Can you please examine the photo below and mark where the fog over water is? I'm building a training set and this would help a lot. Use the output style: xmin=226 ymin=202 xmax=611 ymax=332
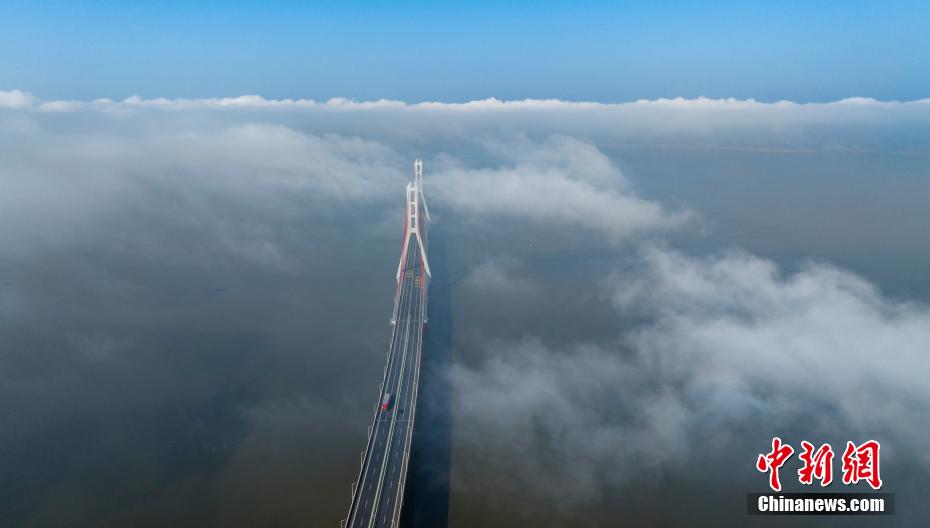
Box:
xmin=1 ymin=92 xmax=929 ymax=527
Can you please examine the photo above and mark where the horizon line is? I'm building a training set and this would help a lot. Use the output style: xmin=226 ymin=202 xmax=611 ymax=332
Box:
xmin=3 ymin=89 xmax=930 ymax=113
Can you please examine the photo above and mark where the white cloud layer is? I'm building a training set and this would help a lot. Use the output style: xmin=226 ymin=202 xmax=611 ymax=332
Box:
xmin=2 ymin=89 xmax=928 ymax=112
xmin=452 ymin=245 xmax=930 ymax=509
xmin=0 ymin=89 xmax=34 ymax=108
xmin=2 ymin=87 xmax=927 ymax=524
xmin=7 ymin=88 xmax=930 ymax=158
xmin=0 ymin=118 xmax=406 ymax=260
xmin=461 ymin=256 xmax=540 ymax=298
xmin=430 ymin=136 xmax=689 ymax=242
xmin=0 ymin=103 xmax=689 ymax=252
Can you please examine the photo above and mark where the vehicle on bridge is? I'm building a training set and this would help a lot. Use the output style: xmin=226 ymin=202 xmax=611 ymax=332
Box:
xmin=344 ymin=159 xmax=430 ymax=528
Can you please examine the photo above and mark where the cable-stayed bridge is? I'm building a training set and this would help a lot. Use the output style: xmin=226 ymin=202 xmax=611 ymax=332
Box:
xmin=343 ymin=160 xmax=430 ymax=528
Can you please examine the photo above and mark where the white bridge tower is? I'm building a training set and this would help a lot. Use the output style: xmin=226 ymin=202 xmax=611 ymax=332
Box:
xmin=396 ymin=159 xmax=431 ymax=282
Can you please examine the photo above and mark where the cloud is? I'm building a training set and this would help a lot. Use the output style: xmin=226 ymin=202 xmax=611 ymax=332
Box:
xmin=2 ymin=87 xmax=928 ymax=525
xmin=0 ymin=117 xmax=404 ymax=262
xmin=461 ymin=256 xmax=539 ymax=297
xmin=7 ymin=88 xmax=930 ymax=158
xmin=1 ymin=89 xmax=925 ymax=113
xmin=0 ymin=105 xmax=686 ymax=253
xmin=31 ymin=93 xmax=407 ymax=112
xmin=613 ymin=245 xmax=930 ymax=436
xmin=0 ymin=89 xmax=34 ymax=108
xmin=430 ymin=136 xmax=690 ymax=242
xmin=451 ymin=245 xmax=930 ymax=515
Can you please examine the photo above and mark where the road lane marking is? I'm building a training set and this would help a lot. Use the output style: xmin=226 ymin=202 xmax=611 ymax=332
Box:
xmin=367 ymin=249 xmax=418 ymax=528
xmin=347 ymin=242 xmax=418 ymax=527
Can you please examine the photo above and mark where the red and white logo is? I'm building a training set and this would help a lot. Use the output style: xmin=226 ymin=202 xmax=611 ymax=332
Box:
xmin=756 ymin=438 xmax=882 ymax=491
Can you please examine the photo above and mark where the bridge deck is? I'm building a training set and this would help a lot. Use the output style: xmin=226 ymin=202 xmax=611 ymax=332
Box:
xmin=346 ymin=235 xmax=426 ymax=528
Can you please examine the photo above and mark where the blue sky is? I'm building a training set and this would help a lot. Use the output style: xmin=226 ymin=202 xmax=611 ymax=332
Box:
xmin=1 ymin=0 xmax=928 ymax=102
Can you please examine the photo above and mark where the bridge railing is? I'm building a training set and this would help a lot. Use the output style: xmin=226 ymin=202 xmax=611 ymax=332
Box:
xmin=342 ymin=290 xmax=406 ymax=527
